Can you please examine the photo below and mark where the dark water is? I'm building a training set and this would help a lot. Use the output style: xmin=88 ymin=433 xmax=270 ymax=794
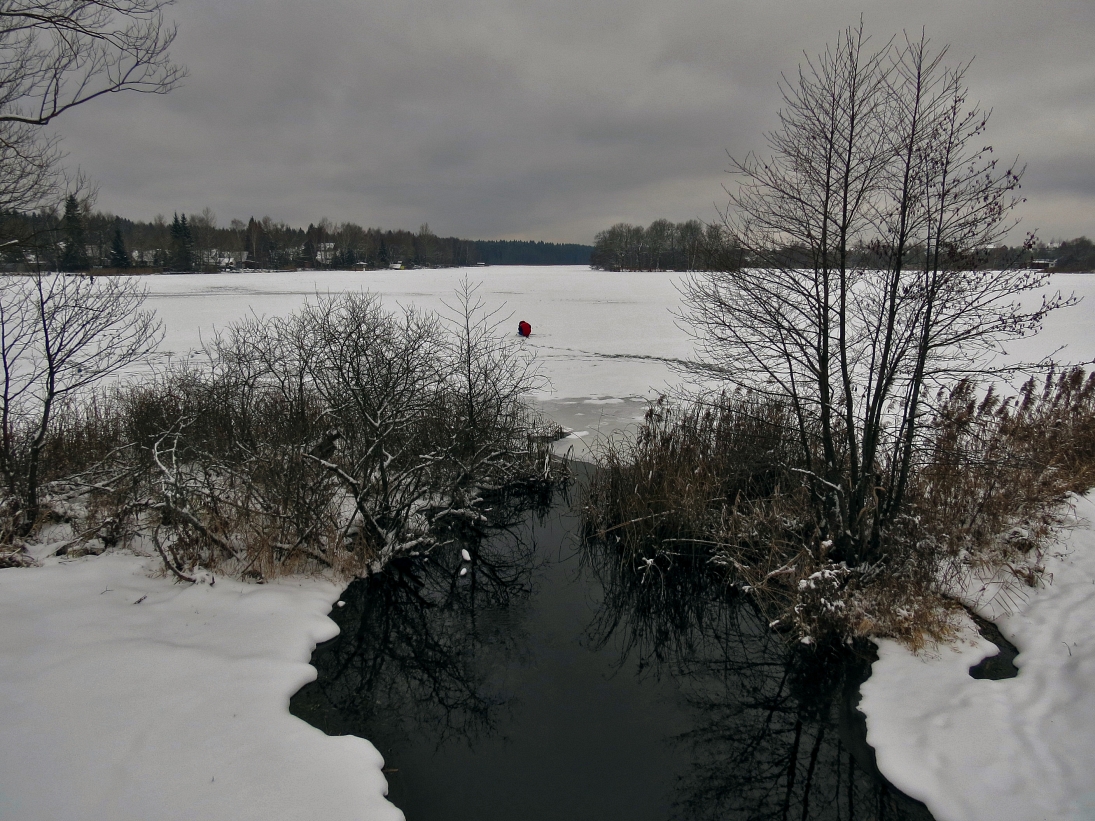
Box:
xmin=291 ymin=473 xmax=935 ymax=821
xmin=968 ymin=613 xmax=1020 ymax=680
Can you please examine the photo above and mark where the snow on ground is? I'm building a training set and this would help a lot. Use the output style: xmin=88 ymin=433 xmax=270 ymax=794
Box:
xmin=2 ymin=267 xmax=1095 ymax=820
xmin=0 ymin=553 xmax=402 ymax=821
xmin=861 ymin=493 xmax=1095 ymax=821
xmin=855 ymin=273 xmax=1095 ymax=821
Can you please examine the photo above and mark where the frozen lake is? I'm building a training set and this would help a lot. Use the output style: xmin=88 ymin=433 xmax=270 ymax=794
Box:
xmin=138 ymin=267 xmax=1095 ymax=459
xmin=140 ymin=266 xmax=695 ymax=458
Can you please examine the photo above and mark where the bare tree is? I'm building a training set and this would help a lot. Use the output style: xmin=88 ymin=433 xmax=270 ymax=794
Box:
xmin=683 ymin=25 xmax=1065 ymax=565
xmin=441 ymin=279 xmax=544 ymax=459
xmin=189 ymin=207 xmax=217 ymax=270
xmin=0 ymin=273 xmax=161 ymax=535
xmin=0 ymin=0 xmax=184 ymax=128
xmin=0 ymin=0 xmax=184 ymax=253
xmin=0 ymin=122 xmax=61 ymax=214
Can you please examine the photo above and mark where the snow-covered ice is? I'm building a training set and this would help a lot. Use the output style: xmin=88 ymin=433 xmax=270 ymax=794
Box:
xmin=2 ymin=267 xmax=1095 ymax=820
xmin=140 ymin=266 xmax=692 ymax=459
xmin=135 ymin=267 xmax=1095 ymax=459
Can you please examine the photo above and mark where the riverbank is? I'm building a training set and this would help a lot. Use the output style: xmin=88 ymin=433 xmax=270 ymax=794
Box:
xmin=0 ymin=552 xmax=399 ymax=821
xmin=861 ymin=491 xmax=1095 ymax=821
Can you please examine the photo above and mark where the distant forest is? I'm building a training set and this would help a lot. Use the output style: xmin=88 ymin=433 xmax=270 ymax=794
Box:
xmin=0 ymin=204 xmax=592 ymax=272
xmin=591 ymin=219 xmax=725 ymax=271
xmin=474 ymin=239 xmax=591 ymax=265
xmin=5 ymin=201 xmax=1092 ymax=273
xmin=592 ymin=218 xmax=1095 ymax=273
xmin=1041 ymin=237 xmax=1095 ymax=272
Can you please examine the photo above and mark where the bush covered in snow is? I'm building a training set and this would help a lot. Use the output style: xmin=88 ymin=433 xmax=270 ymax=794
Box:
xmin=8 ymin=282 xmax=564 ymax=580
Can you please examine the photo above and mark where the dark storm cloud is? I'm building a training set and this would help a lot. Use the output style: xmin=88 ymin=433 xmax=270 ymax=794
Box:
xmin=59 ymin=0 xmax=1095 ymax=242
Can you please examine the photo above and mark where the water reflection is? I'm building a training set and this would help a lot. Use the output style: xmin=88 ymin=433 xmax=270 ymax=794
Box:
xmin=291 ymin=476 xmax=934 ymax=821
xmin=583 ymin=546 xmax=933 ymax=820
xmin=291 ymin=496 xmax=548 ymax=750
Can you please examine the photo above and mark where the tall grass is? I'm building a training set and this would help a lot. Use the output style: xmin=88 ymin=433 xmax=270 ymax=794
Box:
xmin=582 ymin=370 xmax=1095 ymax=648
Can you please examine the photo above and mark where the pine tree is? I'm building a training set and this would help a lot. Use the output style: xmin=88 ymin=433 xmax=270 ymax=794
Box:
xmin=169 ymin=212 xmax=193 ymax=271
xmin=109 ymin=220 xmax=131 ymax=269
xmin=59 ymin=195 xmax=90 ymax=271
xmin=303 ymin=223 xmax=318 ymax=267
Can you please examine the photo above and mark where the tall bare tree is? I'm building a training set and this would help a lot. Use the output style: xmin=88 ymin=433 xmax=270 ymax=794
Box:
xmin=0 ymin=274 xmax=160 ymax=535
xmin=684 ymin=25 xmax=1064 ymax=565
xmin=0 ymin=0 xmax=183 ymax=128
xmin=0 ymin=0 xmax=184 ymax=248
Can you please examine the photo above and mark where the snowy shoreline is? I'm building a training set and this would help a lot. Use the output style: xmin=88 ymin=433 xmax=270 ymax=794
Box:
xmin=3 ymin=267 xmax=1094 ymax=819
xmin=5 ymin=497 xmax=1095 ymax=820
xmin=0 ymin=554 xmax=401 ymax=821
xmin=861 ymin=492 xmax=1095 ymax=821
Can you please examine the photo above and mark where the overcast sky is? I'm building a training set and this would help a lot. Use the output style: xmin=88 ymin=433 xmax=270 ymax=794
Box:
xmin=58 ymin=0 xmax=1094 ymax=244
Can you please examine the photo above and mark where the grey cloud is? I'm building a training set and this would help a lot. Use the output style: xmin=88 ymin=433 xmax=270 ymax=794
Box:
xmin=57 ymin=0 xmax=1095 ymax=242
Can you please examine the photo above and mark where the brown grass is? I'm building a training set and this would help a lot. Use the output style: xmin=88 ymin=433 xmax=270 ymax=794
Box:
xmin=582 ymin=371 xmax=1095 ymax=649
xmin=24 ymin=291 xmax=566 ymax=581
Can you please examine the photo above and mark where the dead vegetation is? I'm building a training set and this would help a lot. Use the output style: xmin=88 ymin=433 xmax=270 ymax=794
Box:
xmin=582 ymin=370 xmax=1095 ymax=648
xmin=3 ymin=279 xmax=564 ymax=580
xmin=584 ymin=24 xmax=1093 ymax=651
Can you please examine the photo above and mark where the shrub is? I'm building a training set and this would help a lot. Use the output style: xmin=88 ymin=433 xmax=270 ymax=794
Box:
xmin=582 ymin=372 xmax=1095 ymax=648
xmin=0 ymin=273 xmax=160 ymax=543
xmin=30 ymin=286 xmax=564 ymax=581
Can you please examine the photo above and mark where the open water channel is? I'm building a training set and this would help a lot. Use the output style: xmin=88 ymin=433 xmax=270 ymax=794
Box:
xmin=290 ymin=466 xmax=936 ymax=821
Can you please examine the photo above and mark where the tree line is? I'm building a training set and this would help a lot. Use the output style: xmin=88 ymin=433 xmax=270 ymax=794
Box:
xmin=1035 ymin=236 xmax=1095 ymax=272
xmin=474 ymin=239 xmax=591 ymax=266
xmin=591 ymin=219 xmax=730 ymax=271
xmin=592 ymin=219 xmax=1095 ymax=273
xmin=0 ymin=207 xmax=593 ymax=273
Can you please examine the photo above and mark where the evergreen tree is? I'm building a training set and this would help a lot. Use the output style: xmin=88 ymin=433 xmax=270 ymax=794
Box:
xmin=302 ymin=223 xmax=319 ymax=267
xmin=59 ymin=194 xmax=90 ymax=271
xmin=169 ymin=212 xmax=193 ymax=271
xmin=330 ymin=245 xmax=356 ymax=268
xmin=109 ymin=220 xmax=131 ymax=268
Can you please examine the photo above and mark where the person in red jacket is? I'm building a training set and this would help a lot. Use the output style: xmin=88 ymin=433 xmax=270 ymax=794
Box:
xmin=518 ymin=320 xmax=531 ymax=337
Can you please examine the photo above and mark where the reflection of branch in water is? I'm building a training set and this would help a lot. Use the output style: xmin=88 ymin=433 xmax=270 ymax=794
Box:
xmin=581 ymin=536 xmax=935 ymax=821
xmin=291 ymin=506 xmax=547 ymax=752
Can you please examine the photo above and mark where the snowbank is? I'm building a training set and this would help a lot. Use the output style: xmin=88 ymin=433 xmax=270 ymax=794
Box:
xmin=0 ymin=554 xmax=402 ymax=821
xmin=861 ymin=493 xmax=1095 ymax=821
